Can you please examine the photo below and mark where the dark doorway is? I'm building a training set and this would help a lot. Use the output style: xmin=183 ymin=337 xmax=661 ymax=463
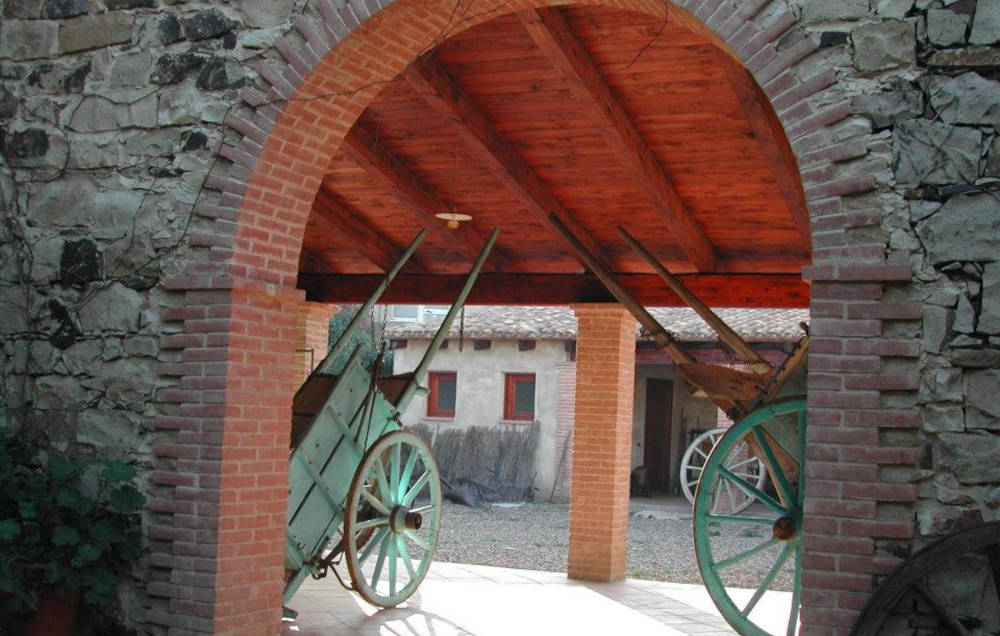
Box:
xmin=643 ymin=378 xmax=673 ymax=493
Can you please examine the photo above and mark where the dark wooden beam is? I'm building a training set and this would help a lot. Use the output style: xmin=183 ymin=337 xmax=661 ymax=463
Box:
xmin=718 ymin=52 xmax=812 ymax=244
xmin=403 ymin=54 xmax=614 ymax=272
xmin=298 ymin=273 xmax=810 ymax=307
xmin=312 ymin=188 xmax=425 ymax=273
xmin=341 ymin=125 xmax=509 ymax=269
xmin=520 ymin=8 xmax=719 ymax=272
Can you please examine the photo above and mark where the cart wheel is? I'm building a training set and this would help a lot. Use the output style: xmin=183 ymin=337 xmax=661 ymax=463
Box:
xmin=851 ymin=520 xmax=1000 ymax=636
xmin=681 ymin=427 xmax=766 ymax=511
xmin=344 ymin=429 xmax=442 ymax=607
xmin=693 ymin=398 xmax=807 ymax=636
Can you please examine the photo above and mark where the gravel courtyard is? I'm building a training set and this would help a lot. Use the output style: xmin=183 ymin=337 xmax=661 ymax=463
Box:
xmin=434 ymin=500 xmax=793 ymax=591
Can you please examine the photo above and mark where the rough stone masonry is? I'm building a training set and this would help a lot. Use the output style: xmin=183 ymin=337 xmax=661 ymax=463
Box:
xmin=0 ymin=0 xmax=999 ymax=632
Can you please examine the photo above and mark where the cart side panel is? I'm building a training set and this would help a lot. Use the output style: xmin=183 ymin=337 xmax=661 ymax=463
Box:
xmin=284 ymin=356 xmax=402 ymax=580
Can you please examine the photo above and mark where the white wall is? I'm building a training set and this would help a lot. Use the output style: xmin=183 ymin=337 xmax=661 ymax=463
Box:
xmin=392 ymin=338 xmax=570 ymax=500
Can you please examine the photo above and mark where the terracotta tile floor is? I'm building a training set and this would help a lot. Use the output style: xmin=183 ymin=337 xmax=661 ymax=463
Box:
xmin=281 ymin=562 xmax=751 ymax=636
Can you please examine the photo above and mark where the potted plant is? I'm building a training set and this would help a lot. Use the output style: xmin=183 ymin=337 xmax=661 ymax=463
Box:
xmin=0 ymin=428 xmax=145 ymax=635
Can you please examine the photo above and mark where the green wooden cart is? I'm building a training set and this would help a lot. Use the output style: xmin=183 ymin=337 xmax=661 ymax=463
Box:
xmin=552 ymin=217 xmax=810 ymax=636
xmin=283 ymin=228 xmax=498 ymax=608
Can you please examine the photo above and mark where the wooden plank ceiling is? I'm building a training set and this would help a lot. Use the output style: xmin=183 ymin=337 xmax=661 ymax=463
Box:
xmin=297 ymin=6 xmax=811 ymax=307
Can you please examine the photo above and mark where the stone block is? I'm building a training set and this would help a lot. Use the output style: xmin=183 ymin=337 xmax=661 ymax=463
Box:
xmin=233 ymin=0 xmax=295 ymax=28
xmin=922 ymin=404 xmax=965 ymax=433
xmin=61 ymin=339 xmax=102 ymax=375
xmin=967 ymin=370 xmax=1000 ymax=418
xmin=954 ymin=293 xmax=976 ymax=334
xmin=61 ymin=239 xmax=103 ymax=285
xmin=917 ymin=194 xmax=1000 ymax=264
xmin=950 ymin=349 xmax=1000 ymax=367
xmin=4 ymin=0 xmax=42 ymax=19
xmin=803 ymin=0 xmax=870 ymax=23
xmin=110 ymin=51 xmax=152 ymax=89
xmin=151 ymin=52 xmax=205 ymax=85
xmin=967 ymin=408 xmax=1000 ymax=430
xmin=181 ymin=9 xmax=237 ymax=41
xmin=928 ymin=45 xmax=1000 ymax=67
xmin=927 ymin=9 xmax=970 ymax=46
xmin=59 ymin=13 xmax=133 ymax=54
xmin=34 ymin=374 xmax=87 ymax=410
xmin=78 ymin=282 xmax=143 ymax=333
xmin=986 ymin=138 xmax=1000 ymax=178
xmin=195 ymin=58 xmax=246 ymax=90
xmin=69 ymin=93 xmax=158 ymax=132
xmin=876 ymin=0 xmax=915 ymax=18
xmin=26 ymin=174 xmax=97 ymax=227
xmin=926 ymin=72 xmax=1000 ymax=127
xmin=980 ymin=263 xmax=1000 ymax=334
xmin=0 ymin=20 xmax=58 ymax=60
xmin=893 ymin=119 xmax=981 ymax=187
xmin=970 ymin=0 xmax=1000 ymax=44
xmin=852 ymin=88 xmax=923 ymax=128
xmin=1 ymin=127 xmax=50 ymax=166
xmin=931 ymin=473 xmax=975 ymax=504
xmin=157 ymin=85 xmax=228 ymax=125
xmin=43 ymin=0 xmax=87 ymax=19
xmin=853 ymin=20 xmax=916 ymax=72
xmin=106 ymin=0 xmax=155 ymax=8
xmin=936 ymin=432 xmax=1000 ymax=484
xmin=923 ymin=305 xmax=952 ymax=354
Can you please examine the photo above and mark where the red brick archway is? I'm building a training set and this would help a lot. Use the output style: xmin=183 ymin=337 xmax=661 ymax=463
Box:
xmin=153 ymin=0 xmax=900 ymax=633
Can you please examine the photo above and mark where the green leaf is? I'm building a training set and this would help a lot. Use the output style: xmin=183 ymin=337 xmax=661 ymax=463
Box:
xmin=52 ymin=525 xmax=81 ymax=546
xmin=89 ymin=520 xmax=123 ymax=544
xmin=109 ymin=486 xmax=145 ymax=514
xmin=49 ymin=456 xmax=78 ymax=481
xmin=71 ymin=543 xmax=101 ymax=567
xmin=18 ymin=500 xmax=37 ymax=519
xmin=101 ymin=461 xmax=135 ymax=484
xmin=0 ymin=519 xmax=20 ymax=541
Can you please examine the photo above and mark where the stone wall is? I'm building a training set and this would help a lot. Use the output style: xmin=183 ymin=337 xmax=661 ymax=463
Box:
xmin=0 ymin=0 xmax=305 ymax=629
xmin=1 ymin=0 xmax=999 ymax=632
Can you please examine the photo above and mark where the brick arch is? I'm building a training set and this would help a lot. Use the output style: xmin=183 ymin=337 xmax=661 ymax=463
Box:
xmin=154 ymin=0 xmax=886 ymax=633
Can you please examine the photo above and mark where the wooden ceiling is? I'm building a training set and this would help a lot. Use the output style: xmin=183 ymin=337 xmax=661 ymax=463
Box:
xmin=297 ymin=6 xmax=811 ymax=307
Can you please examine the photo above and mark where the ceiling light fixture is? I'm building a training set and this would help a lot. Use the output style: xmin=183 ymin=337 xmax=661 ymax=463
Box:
xmin=435 ymin=211 xmax=473 ymax=229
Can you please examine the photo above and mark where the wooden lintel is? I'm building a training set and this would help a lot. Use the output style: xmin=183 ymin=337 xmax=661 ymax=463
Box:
xmin=298 ymin=273 xmax=810 ymax=307
xmin=521 ymin=8 xmax=719 ymax=272
xmin=341 ymin=125 xmax=508 ymax=268
xmin=403 ymin=54 xmax=615 ymax=273
xmin=718 ymin=53 xmax=812 ymax=244
xmin=312 ymin=189 xmax=424 ymax=273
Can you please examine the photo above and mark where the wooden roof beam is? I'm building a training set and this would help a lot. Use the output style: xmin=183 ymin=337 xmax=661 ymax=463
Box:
xmin=342 ymin=125 xmax=509 ymax=269
xmin=718 ymin=53 xmax=812 ymax=244
xmin=520 ymin=7 xmax=719 ymax=273
xmin=298 ymin=272 xmax=811 ymax=307
xmin=313 ymin=188 xmax=426 ymax=273
xmin=403 ymin=54 xmax=614 ymax=273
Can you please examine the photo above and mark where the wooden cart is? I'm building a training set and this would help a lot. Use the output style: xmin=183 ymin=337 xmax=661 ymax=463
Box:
xmin=283 ymin=229 xmax=498 ymax=608
xmin=551 ymin=217 xmax=809 ymax=636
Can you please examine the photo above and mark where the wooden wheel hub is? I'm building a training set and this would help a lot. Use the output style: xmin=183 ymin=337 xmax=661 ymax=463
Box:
xmin=390 ymin=505 xmax=422 ymax=533
xmin=772 ymin=516 xmax=796 ymax=541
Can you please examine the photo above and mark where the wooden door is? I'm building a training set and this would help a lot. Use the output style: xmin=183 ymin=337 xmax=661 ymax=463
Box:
xmin=643 ymin=379 xmax=673 ymax=493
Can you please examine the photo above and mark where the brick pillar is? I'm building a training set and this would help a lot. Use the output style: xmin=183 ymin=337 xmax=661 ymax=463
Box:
xmin=294 ymin=302 xmax=338 ymax=385
xmin=567 ymin=304 xmax=636 ymax=582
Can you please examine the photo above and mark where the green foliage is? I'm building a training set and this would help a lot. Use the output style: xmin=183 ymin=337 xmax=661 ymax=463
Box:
xmin=326 ymin=309 xmax=392 ymax=374
xmin=0 ymin=429 xmax=145 ymax=618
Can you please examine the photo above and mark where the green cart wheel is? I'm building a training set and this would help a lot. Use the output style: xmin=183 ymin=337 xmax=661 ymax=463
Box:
xmin=344 ymin=429 xmax=442 ymax=607
xmin=693 ymin=398 xmax=807 ymax=636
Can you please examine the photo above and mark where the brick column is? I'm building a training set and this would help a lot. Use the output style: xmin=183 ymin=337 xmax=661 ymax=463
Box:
xmin=567 ymin=304 xmax=636 ymax=582
xmin=294 ymin=302 xmax=338 ymax=385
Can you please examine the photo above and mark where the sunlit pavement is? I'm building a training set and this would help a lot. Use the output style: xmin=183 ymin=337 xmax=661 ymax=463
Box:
xmin=282 ymin=561 xmax=794 ymax=635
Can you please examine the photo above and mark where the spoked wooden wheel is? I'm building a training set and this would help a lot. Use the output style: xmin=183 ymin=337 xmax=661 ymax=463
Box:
xmin=693 ymin=398 xmax=807 ymax=636
xmin=344 ymin=430 xmax=442 ymax=607
xmin=681 ymin=427 xmax=766 ymax=512
xmin=851 ymin=521 xmax=1000 ymax=636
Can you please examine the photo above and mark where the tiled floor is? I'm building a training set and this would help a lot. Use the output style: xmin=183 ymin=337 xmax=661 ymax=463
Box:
xmin=282 ymin=562 xmax=743 ymax=635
